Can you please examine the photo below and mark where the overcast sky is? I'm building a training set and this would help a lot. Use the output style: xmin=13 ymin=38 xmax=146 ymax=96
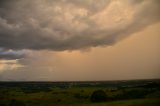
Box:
xmin=0 ymin=0 xmax=160 ymax=81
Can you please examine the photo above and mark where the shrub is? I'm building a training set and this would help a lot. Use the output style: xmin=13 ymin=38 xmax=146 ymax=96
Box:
xmin=90 ymin=90 xmax=107 ymax=102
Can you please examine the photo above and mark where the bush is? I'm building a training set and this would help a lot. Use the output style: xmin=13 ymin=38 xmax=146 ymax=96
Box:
xmin=90 ymin=90 xmax=107 ymax=102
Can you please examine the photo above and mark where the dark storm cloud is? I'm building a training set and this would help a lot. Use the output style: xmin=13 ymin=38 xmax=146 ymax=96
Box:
xmin=0 ymin=0 xmax=160 ymax=51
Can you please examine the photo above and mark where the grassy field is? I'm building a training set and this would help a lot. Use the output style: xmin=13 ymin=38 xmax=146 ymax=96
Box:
xmin=71 ymin=99 xmax=160 ymax=106
xmin=0 ymin=80 xmax=160 ymax=106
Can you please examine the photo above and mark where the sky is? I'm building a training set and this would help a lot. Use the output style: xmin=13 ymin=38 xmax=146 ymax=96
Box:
xmin=0 ymin=0 xmax=160 ymax=81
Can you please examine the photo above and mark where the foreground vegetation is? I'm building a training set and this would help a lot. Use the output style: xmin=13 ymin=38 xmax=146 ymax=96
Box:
xmin=72 ymin=98 xmax=160 ymax=106
xmin=0 ymin=79 xmax=160 ymax=106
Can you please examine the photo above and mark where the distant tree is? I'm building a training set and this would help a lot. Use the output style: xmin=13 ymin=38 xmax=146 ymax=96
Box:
xmin=90 ymin=90 xmax=107 ymax=102
xmin=57 ymin=99 xmax=62 ymax=102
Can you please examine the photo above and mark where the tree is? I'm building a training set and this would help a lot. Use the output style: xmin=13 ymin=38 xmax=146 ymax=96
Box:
xmin=90 ymin=90 xmax=107 ymax=102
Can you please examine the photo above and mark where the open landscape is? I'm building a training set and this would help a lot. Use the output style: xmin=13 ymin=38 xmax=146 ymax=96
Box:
xmin=0 ymin=79 xmax=160 ymax=106
xmin=0 ymin=0 xmax=160 ymax=106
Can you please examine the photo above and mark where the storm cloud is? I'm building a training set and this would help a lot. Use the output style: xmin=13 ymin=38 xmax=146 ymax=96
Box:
xmin=0 ymin=0 xmax=160 ymax=51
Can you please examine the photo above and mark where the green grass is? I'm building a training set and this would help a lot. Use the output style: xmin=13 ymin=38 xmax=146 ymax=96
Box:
xmin=70 ymin=98 xmax=160 ymax=106
xmin=0 ymin=87 xmax=160 ymax=106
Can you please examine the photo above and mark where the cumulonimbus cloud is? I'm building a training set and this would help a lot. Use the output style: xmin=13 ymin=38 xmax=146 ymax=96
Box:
xmin=0 ymin=0 xmax=160 ymax=51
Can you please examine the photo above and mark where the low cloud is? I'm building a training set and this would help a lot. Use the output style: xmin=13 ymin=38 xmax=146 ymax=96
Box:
xmin=0 ymin=48 xmax=27 ymax=73
xmin=0 ymin=48 xmax=26 ymax=60
xmin=0 ymin=59 xmax=24 ymax=74
xmin=0 ymin=0 xmax=160 ymax=51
